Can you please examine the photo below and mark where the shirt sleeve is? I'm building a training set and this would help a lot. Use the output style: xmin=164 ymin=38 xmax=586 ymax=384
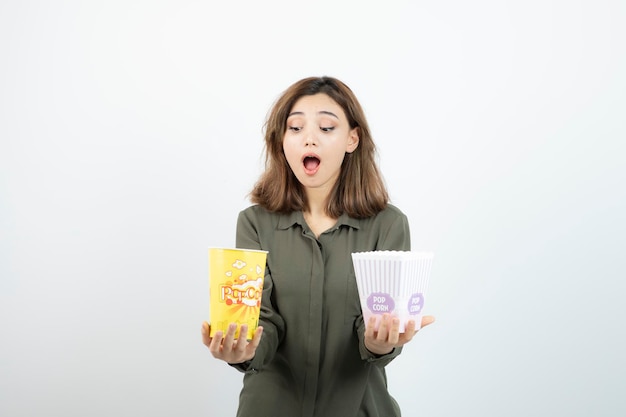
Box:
xmin=355 ymin=208 xmax=411 ymax=367
xmin=230 ymin=208 xmax=285 ymax=374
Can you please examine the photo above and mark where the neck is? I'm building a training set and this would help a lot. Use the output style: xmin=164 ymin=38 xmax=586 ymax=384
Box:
xmin=304 ymin=187 xmax=330 ymax=217
xmin=303 ymin=192 xmax=337 ymax=238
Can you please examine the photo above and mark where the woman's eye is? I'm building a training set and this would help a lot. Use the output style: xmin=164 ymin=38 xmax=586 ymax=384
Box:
xmin=320 ymin=127 xmax=335 ymax=132
xmin=288 ymin=126 xmax=302 ymax=132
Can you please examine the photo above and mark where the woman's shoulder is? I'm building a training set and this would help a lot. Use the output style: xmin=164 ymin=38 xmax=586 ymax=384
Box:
xmin=381 ymin=203 xmax=406 ymax=217
xmin=353 ymin=203 xmax=409 ymax=231
xmin=355 ymin=203 xmax=410 ymax=250
xmin=374 ymin=203 xmax=408 ymax=223
xmin=239 ymin=204 xmax=270 ymax=220
xmin=238 ymin=204 xmax=293 ymax=224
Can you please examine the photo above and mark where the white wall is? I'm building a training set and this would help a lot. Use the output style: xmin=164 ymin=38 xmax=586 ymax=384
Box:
xmin=1 ymin=1 xmax=624 ymax=416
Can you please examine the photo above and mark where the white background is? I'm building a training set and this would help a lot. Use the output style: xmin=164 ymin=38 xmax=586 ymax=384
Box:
xmin=1 ymin=1 xmax=625 ymax=416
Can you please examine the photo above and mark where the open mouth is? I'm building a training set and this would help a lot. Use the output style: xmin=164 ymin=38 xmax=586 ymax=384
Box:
xmin=303 ymin=155 xmax=321 ymax=172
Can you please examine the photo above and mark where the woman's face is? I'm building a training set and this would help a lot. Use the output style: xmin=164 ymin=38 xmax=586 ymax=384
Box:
xmin=282 ymin=93 xmax=359 ymax=199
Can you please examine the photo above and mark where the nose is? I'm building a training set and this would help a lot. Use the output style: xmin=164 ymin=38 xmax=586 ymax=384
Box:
xmin=305 ymin=129 xmax=317 ymax=146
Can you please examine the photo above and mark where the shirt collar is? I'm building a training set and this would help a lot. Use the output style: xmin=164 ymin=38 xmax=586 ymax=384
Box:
xmin=335 ymin=212 xmax=361 ymax=230
xmin=276 ymin=211 xmax=361 ymax=231
xmin=277 ymin=211 xmax=303 ymax=230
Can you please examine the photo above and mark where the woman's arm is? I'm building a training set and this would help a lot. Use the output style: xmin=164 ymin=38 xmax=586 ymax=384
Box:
xmin=231 ymin=208 xmax=285 ymax=373
xmin=357 ymin=208 xmax=434 ymax=365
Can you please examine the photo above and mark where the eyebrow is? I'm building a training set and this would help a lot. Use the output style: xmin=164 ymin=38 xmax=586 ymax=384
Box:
xmin=287 ymin=110 xmax=339 ymax=119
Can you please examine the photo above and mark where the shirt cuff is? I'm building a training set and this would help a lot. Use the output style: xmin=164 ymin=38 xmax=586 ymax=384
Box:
xmin=359 ymin=342 xmax=403 ymax=367
xmin=228 ymin=360 xmax=259 ymax=374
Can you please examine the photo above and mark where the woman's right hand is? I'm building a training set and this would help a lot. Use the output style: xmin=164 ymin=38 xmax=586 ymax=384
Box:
xmin=201 ymin=321 xmax=263 ymax=364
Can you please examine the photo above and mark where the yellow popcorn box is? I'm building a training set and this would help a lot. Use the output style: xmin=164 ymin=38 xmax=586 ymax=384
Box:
xmin=208 ymin=247 xmax=268 ymax=340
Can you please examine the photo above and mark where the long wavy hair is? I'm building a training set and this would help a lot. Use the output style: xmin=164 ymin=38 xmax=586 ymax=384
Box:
xmin=250 ymin=76 xmax=388 ymax=219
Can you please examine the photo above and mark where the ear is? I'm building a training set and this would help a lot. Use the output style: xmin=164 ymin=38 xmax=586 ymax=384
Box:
xmin=346 ymin=127 xmax=360 ymax=153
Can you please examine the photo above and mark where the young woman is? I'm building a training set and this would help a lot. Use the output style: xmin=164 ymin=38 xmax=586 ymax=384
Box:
xmin=201 ymin=76 xmax=434 ymax=417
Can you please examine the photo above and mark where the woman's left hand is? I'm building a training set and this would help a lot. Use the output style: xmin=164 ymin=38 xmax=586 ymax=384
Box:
xmin=364 ymin=314 xmax=435 ymax=356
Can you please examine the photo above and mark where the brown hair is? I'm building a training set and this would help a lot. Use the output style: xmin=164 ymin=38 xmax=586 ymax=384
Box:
xmin=250 ymin=76 xmax=388 ymax=219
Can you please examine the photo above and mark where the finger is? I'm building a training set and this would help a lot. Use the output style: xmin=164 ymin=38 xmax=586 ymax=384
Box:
xmin=376 ymin=314 xmax=390 ymax=341
xmin=222 ymin=323 xmax=237 ymax=351
xmin=387 ymin=317 xmax=401 ymax=345
xmin=247 ymin=326 xmax=264 ymax=354
xmin=201 ymin=322 xmax=212 ymax=347
xmin=234 ymin=325 xmax=249 ymax=352
xmin=405 ymin=319 xmax=417 ymax=335
xmin=401 ymin=320 xmax=417 ymax=343
xmin=365 ymin=316 xmax=377 ymax=339
xmin=209 ymin=329 xmax=224 ymax=356
xmin=420 ymin=315 xmax=436 ymax=328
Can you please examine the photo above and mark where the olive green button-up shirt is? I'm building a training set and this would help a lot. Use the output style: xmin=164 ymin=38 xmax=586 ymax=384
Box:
xmin=233 ymin=204 xmax=411 ymax=417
